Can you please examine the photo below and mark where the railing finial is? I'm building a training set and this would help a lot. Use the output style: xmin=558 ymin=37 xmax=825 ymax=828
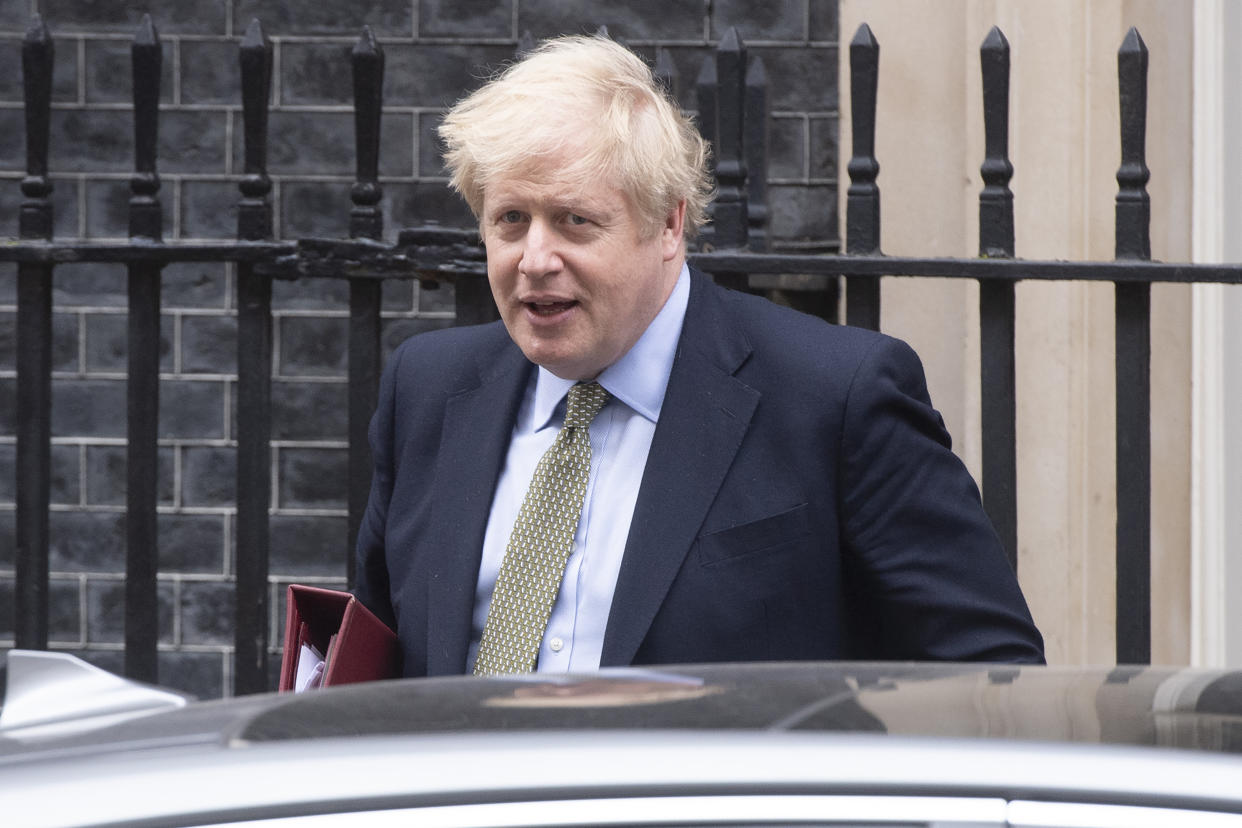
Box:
xmin=1115 ymin=26 xmax=1150 ymax=260
xmin=845 ymin=22 xmax=881 ymax=329
xmin=351 ymin=25 xmax=385 ymax=240
xmin=239 ymin=18 xmax=273 ymax=240
xmin=517 ymin=29 xmax=536 ymax=58
xmin=979 ymin=25 xmax=1014 ymax=258
xmin=712 ymin=26 xmax=749 ymax=250
xmin=21 ymin=15 xmax=54 ymax=239
xmin=130 ymin=13 xmax=162 ymax=241
xmin=745 ymin=56 xmax=769 ymax=252
xmin=654 ymin=46 xmax=678 ymax=99
xmin=846 ymin=22 xmax=880 ymax=256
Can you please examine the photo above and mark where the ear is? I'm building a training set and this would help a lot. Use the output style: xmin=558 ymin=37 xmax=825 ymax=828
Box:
xmin=660 ymin=200 xmax=686 ymax=261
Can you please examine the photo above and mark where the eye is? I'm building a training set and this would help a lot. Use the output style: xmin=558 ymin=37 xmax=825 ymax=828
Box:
xmin=566 ymin=213 xmax=589 ymax=226
xmin=500 ymin=210 xmax=523 ymax=224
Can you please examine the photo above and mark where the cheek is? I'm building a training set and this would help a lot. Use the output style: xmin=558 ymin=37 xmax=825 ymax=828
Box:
xmin=486 ymin=248 xmax=519 ymax=286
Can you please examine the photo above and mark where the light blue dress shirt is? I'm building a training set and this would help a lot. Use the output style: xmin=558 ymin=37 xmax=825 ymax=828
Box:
xmin=468 ymin=264 xmax=691 ymax=673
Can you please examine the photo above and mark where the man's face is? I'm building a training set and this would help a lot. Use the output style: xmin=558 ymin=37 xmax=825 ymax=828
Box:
xmin=480 ymin=158 xmax=684 ymax=381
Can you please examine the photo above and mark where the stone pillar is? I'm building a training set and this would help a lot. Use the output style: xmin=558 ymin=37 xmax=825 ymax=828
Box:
xmin=839 ymin=0 xmax=1193 ymax=665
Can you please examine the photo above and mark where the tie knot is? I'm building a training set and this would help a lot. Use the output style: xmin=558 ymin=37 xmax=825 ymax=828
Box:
xmin=564 ymin=382 xmax=609 ymax=429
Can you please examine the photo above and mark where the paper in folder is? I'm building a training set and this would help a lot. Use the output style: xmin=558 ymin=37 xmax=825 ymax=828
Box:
xmin=278 ymin=585 xmax=400 ymax=692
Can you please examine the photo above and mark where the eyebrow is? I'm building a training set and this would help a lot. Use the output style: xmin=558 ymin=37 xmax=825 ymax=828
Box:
xmin=487 ymin=195 xmax=619 ymax=221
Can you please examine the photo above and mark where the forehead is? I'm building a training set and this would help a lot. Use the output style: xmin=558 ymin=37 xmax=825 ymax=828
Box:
xmin=483 ymin=160 xmax=628 ymax=212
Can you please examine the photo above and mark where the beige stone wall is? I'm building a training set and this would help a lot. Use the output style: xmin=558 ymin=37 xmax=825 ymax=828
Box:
xmin=838 ymin=0 xmax=1193 ymax=665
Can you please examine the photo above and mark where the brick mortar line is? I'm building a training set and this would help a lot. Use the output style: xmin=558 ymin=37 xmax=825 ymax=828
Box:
xmin=76 ymin=570 xmax=88 ymax=642
xmin=276 ymin=309 xmax=457 ymax=318
xmin=0 ymin=172 xmax=456 ymax=185
xmin=172 ymin=38 xmax=182 ymax=107
xmin=0 ymin=308 xmax=446 ymax=319
xmin=171 ymin=426 xmax=184 ymax=509
xmin=75 ymin=34 xmax=86 ymax=108
xmin=7 ymin=438 xmax=350 ymax=448
xmin=0 ymin=31 xmax=841 ymax=48
xmin=223 ymin=107 xmax=234 ymax=177
xmin=220 ymin=369 xmax=233 ymax=442
xmin=10 ymin=642 xmax=239 ymax=654
xmin=171 ymin=288 xmax=183 ymax=374
xmin=7 ymin=502 xmax=352 ymax=517
xmin=0 ymin=437 xmax=356 ymax=447
xmin=8 ymin=573 xmax=262 ymax=582
xmin=0 ymin=101 xmax=394 ymax=112
xmin=2 ymin=306 xmax=242 ymax=317
xmin=0 ymin=642 xmax=234 ymax=655
xmin=170 ymin=576 xmax=182 ymax=646
xmin=771 ymin=110 xmax=839 ymax=118
xmin=76 ymin=442 xmax=87 ymax=508
xmin=0 ymin=102 xmax=833 ymax=116
xmin=14 ymin=371 xmax=351 ymax=382
xmin=769 ymin=177 xmax=839 ymax=186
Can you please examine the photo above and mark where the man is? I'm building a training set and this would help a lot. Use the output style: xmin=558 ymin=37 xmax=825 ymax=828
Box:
xmin=353 ymin=35 xmax=1044 ymax=676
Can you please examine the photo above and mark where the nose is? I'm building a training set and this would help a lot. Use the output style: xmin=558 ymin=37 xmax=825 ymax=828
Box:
xmin=518 ymin=218 xmax=562 ymax=279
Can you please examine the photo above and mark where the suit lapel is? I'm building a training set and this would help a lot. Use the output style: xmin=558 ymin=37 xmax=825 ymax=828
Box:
xmin=425 ymin=333 xmax=532 ymax=675
xmin=601 ymin=273 xmax=759 ymax=666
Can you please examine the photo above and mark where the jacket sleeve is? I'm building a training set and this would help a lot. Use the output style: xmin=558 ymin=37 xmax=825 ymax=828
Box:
xmin=837 ymin=335 xmax=1045 ymax=663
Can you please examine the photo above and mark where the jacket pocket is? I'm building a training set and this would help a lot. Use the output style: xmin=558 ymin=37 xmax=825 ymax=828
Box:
xmin=697 ymin=503 xmax=811 ymax=567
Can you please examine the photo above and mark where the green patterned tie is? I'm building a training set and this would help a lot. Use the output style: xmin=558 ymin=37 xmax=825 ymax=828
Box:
xmin=474 ymin=381 xmax=611 ymax=676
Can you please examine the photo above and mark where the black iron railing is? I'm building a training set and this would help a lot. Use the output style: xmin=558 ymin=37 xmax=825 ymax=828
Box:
xmin=8 ymin=16 xmax=1240 ymax=694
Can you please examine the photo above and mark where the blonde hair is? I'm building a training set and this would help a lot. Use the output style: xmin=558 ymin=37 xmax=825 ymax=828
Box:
xmin=439 ymin=35 xmax=713 ymax=237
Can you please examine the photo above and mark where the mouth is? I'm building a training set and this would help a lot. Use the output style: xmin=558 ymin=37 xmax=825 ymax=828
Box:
xmin=524 ymin=299 xmax=578 ymax=317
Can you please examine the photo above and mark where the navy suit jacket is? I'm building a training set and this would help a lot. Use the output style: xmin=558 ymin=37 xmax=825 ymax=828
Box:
xmin=354 ymin=268 xmax=1045 ymax=675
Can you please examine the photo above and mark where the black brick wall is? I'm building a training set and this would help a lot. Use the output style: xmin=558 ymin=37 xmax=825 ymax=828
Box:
xmin=0 ymin=0 xmax=839 ymax=699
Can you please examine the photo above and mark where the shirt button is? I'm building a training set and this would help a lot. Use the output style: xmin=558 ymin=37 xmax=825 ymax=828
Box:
xmin=549 ymin=637 xmax=564 ymax=652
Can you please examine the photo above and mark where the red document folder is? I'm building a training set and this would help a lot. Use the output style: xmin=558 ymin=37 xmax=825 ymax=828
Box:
xmin=278 ymin=584 xmax=401 ymax=692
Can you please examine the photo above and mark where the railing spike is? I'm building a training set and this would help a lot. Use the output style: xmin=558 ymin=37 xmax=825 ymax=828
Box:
xmin=711 ymin=25 xmax=748 ymax=251
xmin=125 ymin=12 xmax=164 ymax=685
xmin=517 ymin=30 xmax=536 ymax=58
xmin=238 ymin=16 xmax=273 ymax=233
xmin=21 ymin=15 xmax=54 ymax=203
xmin=135 ymin=13 xmax=158 ymax=46
xmin=694 ymin=51 xmax=718 ymax=250
xmin=16 ymin=12 xmax=55 ymax=653
xmin=977 ymin=24 xmax=1018 ymax=572
xmin=354 ymin=24 xmax=379 ymax=55
xmin=347 ymin=22 xmax=387 ymax=587
xmin=851 ymin=22 xmax=877 ymax=51
xmin=979 ymin=25 xmax=1013 ymax=258
xmin=25 ymin=14 xmax=50 ymax=44
xmin=745 ymin=53 xmax=766 ymax=87
xmin=130 ymin=12 xmax=162 ymax=239
xmin=1120 ymin=25 xmax=1144 ymax=55
xmin=654 ymin=46 xmax=678 ymax=98
xmin=242 ymin=17 xmax=266 ymax=49
xmin=982 ymin=24 xmax=1007 ymax=52
xmin=19 ymin=11 xmax=54 ymax=230
xmin=1114 ymin=24 xmax=1152 ymax=666
xmin=745 ymin=56 xmax=769 ymax=252
xmin=846 ymin=22 xmax=881 ymax=328
xmin=1115 ymin=26 xmax=1150 ymax=260
xmin=350 ymin=24 xmax=385 ymax=240
xmin=234 ymin=13 xmax=276 ymax=696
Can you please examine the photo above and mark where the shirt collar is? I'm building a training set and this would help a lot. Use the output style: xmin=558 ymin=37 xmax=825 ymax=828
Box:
xmin=530 ymin=263 xmax=691 ymax=431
